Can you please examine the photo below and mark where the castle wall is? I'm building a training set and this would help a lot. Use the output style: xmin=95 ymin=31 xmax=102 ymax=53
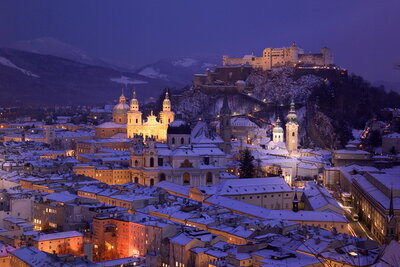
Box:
xmin=222 ymin=45 xmax=333 ymax=70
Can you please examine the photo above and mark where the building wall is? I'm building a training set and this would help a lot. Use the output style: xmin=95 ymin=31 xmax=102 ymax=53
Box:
xmin=222 ymin=45 xmax=331 ymax=71
xmin=33 ymin=235 xmax=83 ymax=256
xmin=93 ymin=217 xmax=176 ymax=261
xmin=74 ymin=166 xmax=131 ymax=185
xmin=223 ymin=191 xmax=295 ymax=210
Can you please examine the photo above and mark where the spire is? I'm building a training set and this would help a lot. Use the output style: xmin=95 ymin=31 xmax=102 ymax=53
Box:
xmin=130 ymin=88 xmax=139 ymax=111
xmin=286 ymin=100 xmax=297 ymax=123
xmin=165 ymin=89 xmax=169 ymax=99
xmin=220 ymin=95 xmax=231 ymax=115
xmin=118 ymin=88 xmax=127 ymax=104
xmin=276 ymin=116 xmax=281 ymax=126
xmin=389 ymin=187 xmax=394 ymax=219
xmin=132 ymin=88 xmax=137 ymax=99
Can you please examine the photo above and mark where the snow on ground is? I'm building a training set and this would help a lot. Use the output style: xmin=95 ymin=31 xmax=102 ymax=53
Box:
xmin=110 ymin=76 xmax=148 ymax=85
xmin=138 ymin=67 xmax=168 ymax=80
xmin=0 ymin=56 xmax=40 ymax=78
xmin=172 ymin=58 xmax=197 ymax=67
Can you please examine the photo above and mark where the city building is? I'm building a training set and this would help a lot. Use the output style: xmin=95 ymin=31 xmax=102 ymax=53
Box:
xmin=95 ymin=90 xmax=175 ymax=142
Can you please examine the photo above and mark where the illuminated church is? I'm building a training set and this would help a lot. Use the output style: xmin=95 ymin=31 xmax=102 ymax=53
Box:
xmin=267 ymin=100 xmax=299 ymax=153
xmin=95 ymin=90 xmax=174 ymax=142
xmin=127 ymin=90 xmax=174 ymax=141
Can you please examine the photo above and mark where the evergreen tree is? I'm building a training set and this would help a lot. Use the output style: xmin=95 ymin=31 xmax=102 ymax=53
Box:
xmin=239 ymin=148 xmax=254 ymax=178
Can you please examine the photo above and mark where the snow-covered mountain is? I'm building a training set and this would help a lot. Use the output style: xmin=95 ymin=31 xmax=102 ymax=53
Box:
xmin=135 ymin=57 xmax=218 ymax=85
xmin=0 ymin=48 xmax=182 ymax=106
xmin=12 ymin=37 xmax=135 ymax=72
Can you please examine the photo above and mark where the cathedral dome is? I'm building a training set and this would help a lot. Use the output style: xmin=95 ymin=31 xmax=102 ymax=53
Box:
xmin=273 ymin=118 xmax=283 ymax=133
xmin=113 ymin=91 xmax=129 ymax=114
xmin=113 ymin=103 xmax=130 ymax=114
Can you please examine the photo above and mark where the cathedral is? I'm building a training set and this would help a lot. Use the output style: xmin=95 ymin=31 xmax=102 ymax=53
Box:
xmin=95 ymin=90 xmax=174 ymax=142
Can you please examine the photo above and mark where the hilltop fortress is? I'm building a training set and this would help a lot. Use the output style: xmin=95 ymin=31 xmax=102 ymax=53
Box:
xmin=193 ymin=43 xmax=345 ymax=91
xmin=222 ymin=43 xmax=333 ymax=70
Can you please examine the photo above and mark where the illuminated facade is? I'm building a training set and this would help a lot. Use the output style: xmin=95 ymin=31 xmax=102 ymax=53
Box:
xmin=92 ymin=213 xmax=177 ymax=262
xmin=285 ymin=100 xmax=299 ymax=152
xmin=223 ymin=43 xmax=333 ymax=70
xmin=95 ymin=90 xmax=174 ymax=141
xmin=127 ymin=90 xmax=174 ymax=142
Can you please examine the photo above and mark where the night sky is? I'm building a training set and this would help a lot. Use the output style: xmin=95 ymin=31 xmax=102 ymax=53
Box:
xmin=1 ymin=0 xmax=399 ymax=86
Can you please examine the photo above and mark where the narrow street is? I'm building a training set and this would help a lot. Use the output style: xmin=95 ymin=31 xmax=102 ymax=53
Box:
xmin=341 ymin=204 xmax=376 ymax=241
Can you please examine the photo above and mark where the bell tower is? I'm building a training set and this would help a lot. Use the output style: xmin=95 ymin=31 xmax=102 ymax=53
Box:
xmin=127 ymin=89 xmax=143 ymax=138
xmin=219 ymin=95 xmax=232 ymax=154
xmin=159 ymin=90 xmax=175 ymax=125
xmin=286 ymin=100 xmax=299 ymax=152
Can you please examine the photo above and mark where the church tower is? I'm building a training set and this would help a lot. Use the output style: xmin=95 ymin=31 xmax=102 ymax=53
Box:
xmin=286 ymin=100 xmax=299 ymax=152
xmin=127 ymin=89 xmax=143 ymax=138
xmin=386 ymin=188 xmax=397 ymax=243
xmin=219 ymin=95 xmax=232 ymax=154
xmin=159 ymin=90 xmax=175 ymax=125
xmin=272 ymin=117 xmax=284 ymax=143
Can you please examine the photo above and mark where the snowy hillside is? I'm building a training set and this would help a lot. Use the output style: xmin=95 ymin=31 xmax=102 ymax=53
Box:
xmin=247 ymin=67 xmax=324 ymax=104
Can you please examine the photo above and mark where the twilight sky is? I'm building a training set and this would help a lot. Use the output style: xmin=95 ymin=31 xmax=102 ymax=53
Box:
xmin=1 ymin=0 xmax=399 ymax=86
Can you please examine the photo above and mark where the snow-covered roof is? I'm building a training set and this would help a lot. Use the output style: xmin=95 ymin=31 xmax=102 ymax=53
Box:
xmin=34 ymin=231 xmax=83 ymax=241
xmin=211 ymin=177 xmax=292 ymax=196
xmin=96 ymin=122 xmax=126 ymax=129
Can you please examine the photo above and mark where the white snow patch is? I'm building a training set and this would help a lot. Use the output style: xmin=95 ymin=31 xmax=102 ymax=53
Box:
xmin=138 ymin=67 xmax=168 ymax=80
xmin=172 ymin=58 xmax=197 ymax=67
xmin=201 ymin=63 xmax=214 ymax=69
xmin=0 ymin=56 xmax=39 ymax=78
xmin=110 ymin=76 xmax=148 ymax=85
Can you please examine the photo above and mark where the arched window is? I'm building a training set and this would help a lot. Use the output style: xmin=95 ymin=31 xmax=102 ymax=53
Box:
xmin=134 ymin=160 xmax=139 ymax=167
xmin=134 ymin=177 xmax=139 ymax=184
xmin=180 ymin=137 xmax=184 ymax=144
xmin=206 ymin=172 xmax=213 ymax=184
xmin=159 ymin=173 xmax=166 ymax=181
xmin=136 ymin=119 xmax=138 ymax=123
xmin=150 ymin=178 xmax=154 ymax=186
xmin=292 ymin=132 xmax=295 ymax=137
xmin=183 ymin=172 xmax=190 ymax=185
xmin=172 ymin=137 xmax=175 ymax=144
xmin=150 ymin=157 xmax=154 ymax=167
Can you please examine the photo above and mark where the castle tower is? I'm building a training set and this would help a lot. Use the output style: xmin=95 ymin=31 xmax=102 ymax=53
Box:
xmin=219 ymin=95 xmax=232 ymax=154
xmin=112 ymin=89 xmax=129 ymax=124
xmin=159 ymin=90 xmax=175 ymax=125
xmin=127 ymin=89 xmax=143 ymax=138
xmin=320 ymin=47 xmax=333 ymax=65
xmin=272 ymin=117 xmax=284 ymax=143
xmin=286 ymin=100 xmax=299 ymax=152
